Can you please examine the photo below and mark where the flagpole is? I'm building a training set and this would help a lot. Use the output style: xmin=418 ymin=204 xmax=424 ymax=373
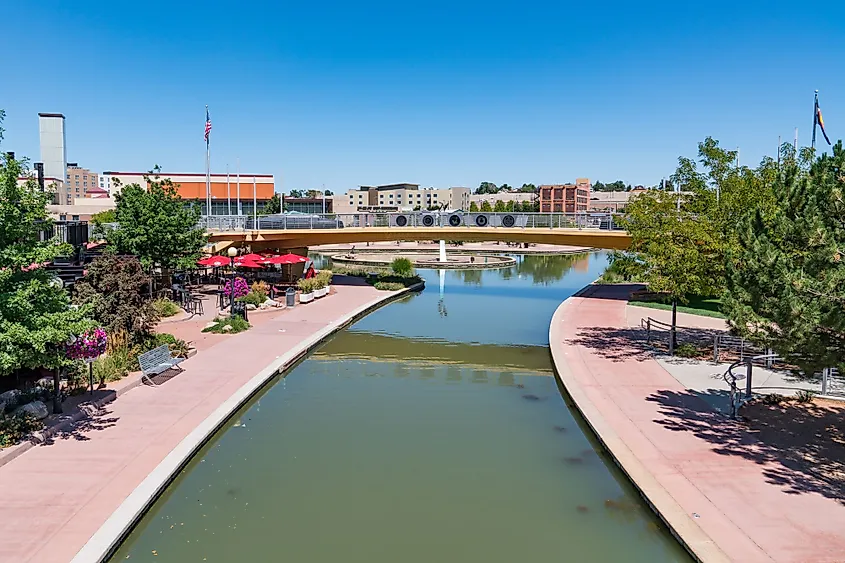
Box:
xmin=236 ymin=158 xmax=241 ymax=216
xmin=205 ymin=105 xmax=211 ymax=216
xmin=226 ymin=164 xmax=231 ymax=215
xmin=794 ymin=128 xmax=798 ymax=152
xmin=812 ymin=90 xmax=818 ymax=150
xmin=253 ymin=176 xmax=257 ymax=228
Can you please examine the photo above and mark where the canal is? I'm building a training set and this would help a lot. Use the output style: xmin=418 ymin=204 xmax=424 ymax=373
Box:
xmin=111 ymin=253 xmax=690 ymax=562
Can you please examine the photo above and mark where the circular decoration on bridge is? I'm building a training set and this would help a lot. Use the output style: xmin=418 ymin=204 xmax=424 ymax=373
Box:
xmin=395 ymin=215 xmax=408 ymax=227
xmin=475 ymin=214 xmax=489 ymax=227
xmin=502 ymin=214 xmax=516 ymax=227
xmin=422 ymin=214 xmax=435 ymax=227
xmin=448 ymin=214 xmax=462 ymax=227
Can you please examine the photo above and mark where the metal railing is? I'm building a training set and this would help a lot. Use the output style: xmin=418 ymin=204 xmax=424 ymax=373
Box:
xmin=723 ymin=353 xmax=781 ymax=418
xmin=199 ymin=212 xmax=623 ymax=232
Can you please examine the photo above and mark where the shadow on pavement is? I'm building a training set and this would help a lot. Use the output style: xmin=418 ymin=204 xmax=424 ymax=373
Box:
xmin=41 ymin=407 xmax=119 ymax=444
xmin=647 ymin=388 xmax=845 ymax=504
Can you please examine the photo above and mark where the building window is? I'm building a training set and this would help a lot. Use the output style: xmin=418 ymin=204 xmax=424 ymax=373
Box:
xmin=75 ymin=174 xmax=79 ymax=179
xmin=72 ymin=215 xmax=79 ymax=221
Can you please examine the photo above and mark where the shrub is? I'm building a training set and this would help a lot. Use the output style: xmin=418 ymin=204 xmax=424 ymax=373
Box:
xmin=201 ymin=316 xmax=250 ymax=334
xmin=93 ymin=347 xmax=133 ymax=384
xmin=795 ymin=389 xmax=816 ymax=403
xmin=141 ymin=333 xmax=191 ymax=358
xmin=72 ymin=254 xmax=159 ymax=341
xmin=0 ymin=413 xmax=42 ymax=449
xmin=251 ymin=281 xmax=269 ymax=301
xmin=152 ymin=298 xmax=181 ymax=318
xmin=373 ymin=281 xmax=405 ymax=291
xmin=237 ymin=291 xmax=266 ymax=306
xmin=760 ymin=393 xmax=785 ymax=406
xmin=675 ymin=343 xmax=699 ymax=358
xmin=298 ymin=278 xmax=317 ymax=293
xmin=391 ymin=257 xmax=414 ymax=277
xmin=316 ymin=270 xmax=333 ymax=287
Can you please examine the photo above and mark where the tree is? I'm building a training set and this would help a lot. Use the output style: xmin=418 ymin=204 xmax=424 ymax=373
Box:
xmin=306 ymin=189 xmax=323 ymax=199
xmin=519 ymin=183 xmax=537 ymax=193
xmin=480 ymin=200 xmax=493 ymax=212
xmin=288 ymin=189 xmax=304 ymax=198
xmin=723 ymin=141 xmax=845 ymax=374
xmin=262 ymin=192 xmax=281 ymax=215
xmin=0 ymin=112 xmax=95 ymax=409
xmin=469 ymin=201 xmax=479 ymax=212
xmin=499 ymin=183 xmax=513 ymax=192
xmin=108 ymin=170 xmax=206 ymax=275
xmin=73 ymin=255 xmax=159 ymax=341
xmin=623 ymin=190 xmax=723 ymax=351
xmin=622 ymin=136 xmax=779 ymax=352
xmin=324 ymin=189 xmax=333 ymax=196
xmin=505 ymin=200 xmax=515 ymax=212
xmin=494 ymin=200 xmax=506 ymax=212
xmin=475 ymin=182 xmax=498 ymax=195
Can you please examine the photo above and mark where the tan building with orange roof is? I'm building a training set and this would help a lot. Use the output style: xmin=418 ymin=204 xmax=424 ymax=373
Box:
xmin=101 ymin=171 xmax=275 ymax=215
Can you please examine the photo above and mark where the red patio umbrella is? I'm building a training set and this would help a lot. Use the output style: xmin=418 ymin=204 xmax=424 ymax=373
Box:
xmin=240 ymin=253 xmax=268 ymax=263
xmin=234 ymin=257 xmax=264 ymax=268
xmin=266 ymin=253 xmax=308 ymax=265
xmin=198 ymin=256 xmax=230 ymax=267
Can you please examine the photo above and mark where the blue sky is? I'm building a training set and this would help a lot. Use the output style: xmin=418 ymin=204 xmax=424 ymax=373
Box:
xmin=2 ymin=1 xmax=843 ymax=193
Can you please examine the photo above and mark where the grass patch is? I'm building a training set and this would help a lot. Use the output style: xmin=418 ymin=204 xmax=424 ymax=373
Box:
xmin=629 ymin=295 xmax=726 ymax=319
xmin=202 ymin=316 xmax=250 ymax=334
xmin=373 ymin=281 xmax=405 ymax=291
xmin=151 ymin=298 xmax=181 ymax=318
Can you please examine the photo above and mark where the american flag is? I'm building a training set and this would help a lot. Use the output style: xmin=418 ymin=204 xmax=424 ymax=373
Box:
xmin=204 ymin=106 xmax=212 ymax=143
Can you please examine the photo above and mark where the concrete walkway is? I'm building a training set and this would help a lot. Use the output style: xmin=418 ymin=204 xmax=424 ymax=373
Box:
xmin=550 ymin=284 xmax=845 ymax=563
xmin=0 ymin=282 xmax=405 ymax=563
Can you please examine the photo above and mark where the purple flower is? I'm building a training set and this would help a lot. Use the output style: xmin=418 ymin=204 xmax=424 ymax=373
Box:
xmin=67 ymin=328 xmax=108 ymax=360
xmin=223 ymin=277 xmax=250 ymax=298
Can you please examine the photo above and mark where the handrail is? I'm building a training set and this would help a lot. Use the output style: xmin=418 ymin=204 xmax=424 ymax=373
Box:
xmin=723 ymin=353 xmax=780 ymax=418
xmin=199 ymin=211 xmax=624 ymax=232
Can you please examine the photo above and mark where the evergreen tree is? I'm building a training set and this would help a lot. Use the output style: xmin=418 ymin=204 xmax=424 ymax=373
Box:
xmin=494 ymin=200 xmax=506 ymax=212
xmin=723 ymin=142 xmax=845 ymax=373
xmin=262 ymin=192 xmax=281 ymax=214
xmin=469 ymin=201 xmax=479 ymax=212
xmin=480 ymin=200 xmax=493 ymax=212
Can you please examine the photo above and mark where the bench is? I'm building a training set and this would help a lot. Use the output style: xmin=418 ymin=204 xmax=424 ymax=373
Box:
xmin=138 ymin=345 xmax=184 ymax=385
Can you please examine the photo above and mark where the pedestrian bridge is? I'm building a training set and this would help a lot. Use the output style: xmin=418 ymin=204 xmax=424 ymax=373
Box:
xmin=202 ymin=212 xmax=631 ymax=251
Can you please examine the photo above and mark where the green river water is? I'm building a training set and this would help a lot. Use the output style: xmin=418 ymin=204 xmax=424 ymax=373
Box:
xmin=112 ymin=253 xmax=690 ymax=562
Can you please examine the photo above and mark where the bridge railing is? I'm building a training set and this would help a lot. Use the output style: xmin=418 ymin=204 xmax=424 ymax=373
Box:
xmin=201 ymin=212 xmax=623 ymax=232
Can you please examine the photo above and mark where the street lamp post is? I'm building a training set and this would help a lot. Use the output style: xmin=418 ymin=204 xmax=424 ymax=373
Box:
xmin=228 ymin=246 xmax=238 ymax=317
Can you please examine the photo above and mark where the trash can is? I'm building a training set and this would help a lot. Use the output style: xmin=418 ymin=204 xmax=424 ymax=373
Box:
xmin=286 ymin=287 xmax=296 ymax=308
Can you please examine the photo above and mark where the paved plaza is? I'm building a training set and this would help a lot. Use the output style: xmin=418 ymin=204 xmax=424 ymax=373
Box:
xmin=551 ymin=284 xmax=845 ymax=563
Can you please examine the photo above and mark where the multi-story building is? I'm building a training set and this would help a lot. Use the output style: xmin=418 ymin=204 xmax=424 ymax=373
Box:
xmin=65 ymin=163 xmax=99 ymax=200
xmin=332 ymin=184 xmax=470 ymax=213
xmin=539 ymin=178 xmax=590 ymax=213
xmin=101 ymin=171 xmax=275 ymax=215
xmin=470 ymin=191 xmax=535 ymax=208
xmin=284 ymin=197 xmax=333 ymax=214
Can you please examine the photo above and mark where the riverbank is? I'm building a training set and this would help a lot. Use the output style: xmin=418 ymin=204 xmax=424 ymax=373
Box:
xmin=311 ymin=241 xmax=593 ymax=256
xmin=549 ymin=283 xmax=845 ymax=563
xmin=0 ymin=280 xmax=421 ymax=563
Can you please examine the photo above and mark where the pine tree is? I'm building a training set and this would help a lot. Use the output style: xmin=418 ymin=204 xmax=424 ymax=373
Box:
xmin=723 ymin=142 xmax=845 ymax=373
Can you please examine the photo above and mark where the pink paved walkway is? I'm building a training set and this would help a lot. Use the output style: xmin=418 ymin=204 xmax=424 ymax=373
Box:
xmin=550 ymin=284 xmax=845 ymax=563
xmin=0 ymin=283 xmax=395 ymax=563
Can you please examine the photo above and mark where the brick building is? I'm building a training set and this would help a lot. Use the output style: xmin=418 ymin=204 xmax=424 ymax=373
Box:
xmin=539 ymin=178 xmax=590 ymax=212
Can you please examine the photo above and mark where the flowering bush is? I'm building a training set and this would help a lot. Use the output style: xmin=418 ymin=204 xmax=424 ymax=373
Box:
xmin=67 ymin=328 xmax=108 ymax=361
xmin=223 ymin=277 xmax=249 ymax=299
